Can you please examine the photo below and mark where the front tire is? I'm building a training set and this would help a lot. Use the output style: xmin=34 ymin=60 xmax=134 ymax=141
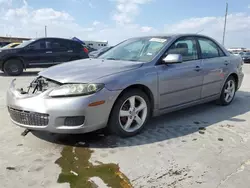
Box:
xmin=217 ymin=76 xmax=236 ymax=106
xmin=3 ymin=59 xmax=23 ymax=76
xmin=108 ymin=89 xmax=150 ymax=137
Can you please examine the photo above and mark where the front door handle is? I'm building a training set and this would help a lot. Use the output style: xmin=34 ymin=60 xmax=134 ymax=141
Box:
xmin=224 ymin=61 xmax=229 ymax=65
xmin=46 ymin=51 xmax=52 ymax=54
xmin=194 ymin=66 xmax=201 ymax=72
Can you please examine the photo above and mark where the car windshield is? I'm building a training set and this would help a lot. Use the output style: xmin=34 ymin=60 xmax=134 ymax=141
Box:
xmin=15 ymin=39 xmax=35 ymax=48
xmin=233 ymin=52 xmax=243 ymax=55
xmin=1 ymin=44 xmax=11 ymax=49
xmin=98 ymin=46 xmax=110 ymax=53
xmin=98 ymin=37 xmax=168 ymax=62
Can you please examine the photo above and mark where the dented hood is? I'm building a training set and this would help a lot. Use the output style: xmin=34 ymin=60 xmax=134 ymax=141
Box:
xmin=39 ymin=58 xmax=143 ymax=83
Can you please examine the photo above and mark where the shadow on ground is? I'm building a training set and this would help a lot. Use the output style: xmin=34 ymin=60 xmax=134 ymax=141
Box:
xmin=32 ymin=90 xmax=250 ymax=148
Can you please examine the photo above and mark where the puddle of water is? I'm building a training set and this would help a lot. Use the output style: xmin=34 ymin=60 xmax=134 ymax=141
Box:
xmin=55 ymin=146 xmax=132 ymax=188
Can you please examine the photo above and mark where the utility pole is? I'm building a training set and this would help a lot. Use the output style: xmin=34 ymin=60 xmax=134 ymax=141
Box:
xmin=45 ymin=26 xmax=47 ymax=37
xmin=222 ymin=2 xmax=228 ymax=46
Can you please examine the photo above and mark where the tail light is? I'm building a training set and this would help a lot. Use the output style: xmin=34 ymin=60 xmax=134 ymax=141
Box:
xmin=83 ymin=47 xmax=89 ymax=54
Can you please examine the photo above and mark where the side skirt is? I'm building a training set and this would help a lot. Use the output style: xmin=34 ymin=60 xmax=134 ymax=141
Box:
xmin=153 ymin=94 xmax=220 ymax=117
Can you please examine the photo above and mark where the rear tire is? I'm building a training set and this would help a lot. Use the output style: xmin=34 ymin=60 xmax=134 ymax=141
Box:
xmin=3 ymin=59 xmax=23 ymax=76
xmin=217 ymin=76 xmax=236 ymax=106
xmin=108 ymin=89 xmax=150 ymax=137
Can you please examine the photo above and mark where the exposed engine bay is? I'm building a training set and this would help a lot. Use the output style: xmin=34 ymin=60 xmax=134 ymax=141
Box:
xmin=18 ymin=76 xmax=61 ymax=95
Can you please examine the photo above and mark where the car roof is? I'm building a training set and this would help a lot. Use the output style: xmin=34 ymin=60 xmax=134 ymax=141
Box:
xmin=34 ymin=37 xmax=77 ymax=42
xmin=130 ymin=33 xmax=216 ymax=40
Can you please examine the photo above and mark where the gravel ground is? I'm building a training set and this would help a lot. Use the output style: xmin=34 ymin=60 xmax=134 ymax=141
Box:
xmin=1 ymin=65 xmax=250 ymax=188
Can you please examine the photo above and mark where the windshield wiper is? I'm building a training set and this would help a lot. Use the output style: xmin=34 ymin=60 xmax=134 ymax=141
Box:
xmin=128 ymin=59 xmax=139 ymax=61
xmin=105 ymin=58 xmax=140 ymax=62
xmin=106 ymin=58 xmax=120 ymax=60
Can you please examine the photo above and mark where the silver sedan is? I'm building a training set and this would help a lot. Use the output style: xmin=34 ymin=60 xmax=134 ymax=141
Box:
xmin=7 ymin=34 xmax=244 ymax=137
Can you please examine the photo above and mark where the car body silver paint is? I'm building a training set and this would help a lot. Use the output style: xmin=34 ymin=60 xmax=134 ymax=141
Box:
xmin=7 ymin=80 xmax=121 ymax=134
xmin=6 ymin=34 xmax=244 ymax=134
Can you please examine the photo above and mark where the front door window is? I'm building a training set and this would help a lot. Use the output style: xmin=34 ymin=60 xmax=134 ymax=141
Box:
xmin=166 ymin=38 xmax=198 ymax=62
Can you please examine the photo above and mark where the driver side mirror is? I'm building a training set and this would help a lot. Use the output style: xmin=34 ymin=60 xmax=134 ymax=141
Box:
xmin=162 ymin=54 xmax=182 ymax=64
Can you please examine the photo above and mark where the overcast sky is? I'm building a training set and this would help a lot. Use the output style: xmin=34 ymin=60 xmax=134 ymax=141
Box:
xmin=0 ymin=0 xmax=250 ymax=48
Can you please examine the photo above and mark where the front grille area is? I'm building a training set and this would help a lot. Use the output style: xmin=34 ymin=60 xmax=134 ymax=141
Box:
xmin=8 ymin=107 xmax=49 ymax=126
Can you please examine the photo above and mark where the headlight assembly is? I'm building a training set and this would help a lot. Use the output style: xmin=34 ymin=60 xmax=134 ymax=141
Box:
xmin=49 ymin=83 xmax=104 ymax=97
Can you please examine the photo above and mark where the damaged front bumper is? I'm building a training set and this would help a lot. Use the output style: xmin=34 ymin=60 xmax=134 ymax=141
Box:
xmin=6 ymin=79 xmax=119 ymax=134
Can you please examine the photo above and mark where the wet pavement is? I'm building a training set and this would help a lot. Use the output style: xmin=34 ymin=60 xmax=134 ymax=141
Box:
xmin=1 ymin=66 xmax=250 ymax=188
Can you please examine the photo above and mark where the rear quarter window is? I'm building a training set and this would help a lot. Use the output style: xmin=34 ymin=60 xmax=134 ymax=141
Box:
xmin=50 ymin=39 xmax=71 ymax=51
xmin=71 ymin=41 xmax=83 ymax=52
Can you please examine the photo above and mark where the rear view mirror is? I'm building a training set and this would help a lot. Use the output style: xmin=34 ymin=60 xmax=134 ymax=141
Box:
xmin=162 ymin=54 xmax=182 ymax=64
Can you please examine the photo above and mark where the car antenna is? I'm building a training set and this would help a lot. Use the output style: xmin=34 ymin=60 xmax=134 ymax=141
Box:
xmin=196 ymin=29 xmax=204 ymax=34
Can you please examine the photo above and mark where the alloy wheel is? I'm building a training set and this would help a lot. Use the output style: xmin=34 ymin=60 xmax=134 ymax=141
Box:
xmin=224 ymin=79 xmax=235 ymax=103
xmin=119 ymin=95 xmax=148 ymax=133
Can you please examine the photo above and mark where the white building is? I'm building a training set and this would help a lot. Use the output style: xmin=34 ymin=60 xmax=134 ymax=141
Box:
xmin=84 ymin=40 xmax=108 ymax=50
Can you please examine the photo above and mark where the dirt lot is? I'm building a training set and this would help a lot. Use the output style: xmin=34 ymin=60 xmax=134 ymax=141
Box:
xmin=1 ymin=65 xmax=250 ymax=188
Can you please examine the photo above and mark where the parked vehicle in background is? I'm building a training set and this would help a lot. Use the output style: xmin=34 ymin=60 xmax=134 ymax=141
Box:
xmin=242 ymin=52 xmax=250 ymax=63
xmin=89 ymin=46 xmax=113 ymax=58
xmin=0 ymin=42 xmax=21 ymax=50
xmin=232 ymin=51 xmax=244 ymax=56
xmin=72 ymin=37 xmax=94 ymax=53
xmin=7 ymin=34 xmax=244 ymax=137
xmin=72 ymin=37 xmax=107 ymax=51
xmin=0 ymin=37 xmax=89 ymax=76
xmin=0 ymin=42 xmax=10 ymax=48
xmin=85 ymin=45 xmax=96 ymax=53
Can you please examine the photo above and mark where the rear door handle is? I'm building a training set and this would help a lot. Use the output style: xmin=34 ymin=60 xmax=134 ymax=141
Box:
xmin=194 ymin=66 xmax=201 ymax=72
xmin=67 ymin=50 xmax=73 ymax=53
xmin=224 ymin=61 xmax=229 ymax=65
xmin=46 ymin=51 xmax=52 ymax=54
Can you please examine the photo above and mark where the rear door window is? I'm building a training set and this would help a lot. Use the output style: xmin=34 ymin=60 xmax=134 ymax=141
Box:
xmin=71 ymin=41 xmax=83 ymax=52
xmin=51 ymin=39 xmax=70 ymax=51
xmin=198 ymin=38 xmax=225 ymax=59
